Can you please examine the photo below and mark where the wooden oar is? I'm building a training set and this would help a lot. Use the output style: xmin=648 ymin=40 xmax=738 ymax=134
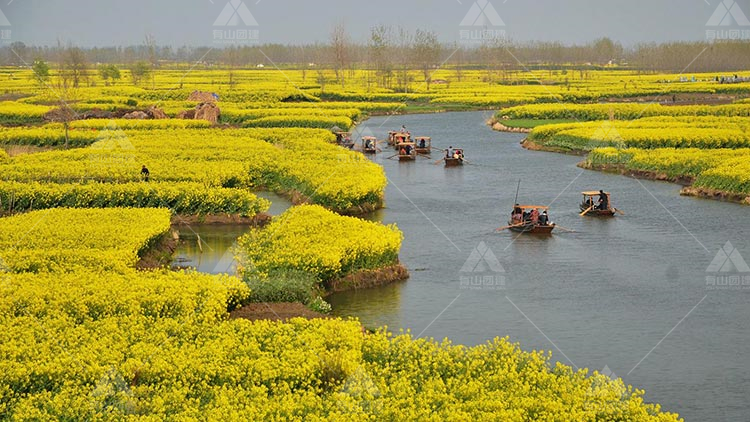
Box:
xmin=614 ymin=208 xmax=625 ymax=215
xmin=433 ymin=157 xmax=445 ymax=165
xmin=579 ymin=205 xmax=594 ymax=216
xmin=496 ymin=222 xmax=525 ymax=231
xmin=554 ymin=224 xmax=576 ymax=233
xmin=461 ymin=158 xmax=471 ymax=164
xmin=386 ymin=153 xmax=399 ymax=160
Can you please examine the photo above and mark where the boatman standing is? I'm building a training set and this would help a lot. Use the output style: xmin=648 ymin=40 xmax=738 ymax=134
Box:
xmin=597 ymin=190 xmax=608 ymax=210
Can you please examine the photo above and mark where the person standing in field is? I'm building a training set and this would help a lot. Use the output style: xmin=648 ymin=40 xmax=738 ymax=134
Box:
xmin=141 ymin=165 xmax=150 ymax=182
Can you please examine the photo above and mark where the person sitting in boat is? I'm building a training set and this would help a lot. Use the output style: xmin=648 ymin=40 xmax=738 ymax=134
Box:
xmin=597 ymin=190 xmax=609 ymax=210
xmin=539 ymin=210 xmax=549 ymax=225
xmin=399 ymin=147 xmax=406 ymax=156
xmin=530 ymin=208 xmax=540 ymax=224
xmin=511 ymin=204 xmax=522 ymax=222
xmin=405 ymin=145 xmax=412 ymax=155
xmin=419 ymin=138 xmax=426 ymax=148
xmin=447 ymin=146 xmax=454 ymax=158
xmin=365 ymin=139 xmax=373 ymax=149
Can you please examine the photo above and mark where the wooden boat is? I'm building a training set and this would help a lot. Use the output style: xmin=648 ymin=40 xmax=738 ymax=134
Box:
xmin=507 ymin=205 xmax=555 ymax=234
xmin=580 ymin=191 xmax=617 ymax=217
xmin=444 ymin=148 xmax=465 ymax=167
xmin=361 ymin=136 xmax=378 ymax=154
xmin=414 ymin=136 xmax=432 ymax=155
xmin=334 ymin=131 xmax=354 ymax=149
xmin=392 ymin=132 xmax=411 ymax=149
xmin=386 ymin=131 xmax=398 ymax=146
xmin=396 ymin=142 xmax=417 ymax=161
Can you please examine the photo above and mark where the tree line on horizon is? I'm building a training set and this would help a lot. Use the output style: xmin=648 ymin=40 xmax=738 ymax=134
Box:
xmin=1 ymin=26 xmax=748 ymax=89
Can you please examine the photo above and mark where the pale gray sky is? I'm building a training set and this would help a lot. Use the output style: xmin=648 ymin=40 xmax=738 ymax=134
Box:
xmin=0 ymin=0 xmax=746 ymax=47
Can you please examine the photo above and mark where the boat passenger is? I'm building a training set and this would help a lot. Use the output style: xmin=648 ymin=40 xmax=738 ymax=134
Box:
xmin=419 ymin=139 xmax=426 ymax=148
xmin=597 ymin=190 xmax=608 ymax=210
xmin=400 ymin=147 xmax=406 ymax=155
xmin=539 ymin=211 xmax=549 ymax=225
xmin=530 ymin=208 xmax=539 ymax=224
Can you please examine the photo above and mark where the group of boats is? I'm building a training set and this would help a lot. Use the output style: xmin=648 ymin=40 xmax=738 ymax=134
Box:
xmin=333 ymin=129 xmax=466 ymax=167
xmin=498 ymin=190 xmax=624 ymax=235
xmin=334 ymin=128 xmax=623 ymax=236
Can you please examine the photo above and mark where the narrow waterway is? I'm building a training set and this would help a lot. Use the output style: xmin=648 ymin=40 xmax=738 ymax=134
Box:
xmin=174 ymin=112 xmax=749 ymax=421
xmin=328 ymin=111 xmax=749 ymax=422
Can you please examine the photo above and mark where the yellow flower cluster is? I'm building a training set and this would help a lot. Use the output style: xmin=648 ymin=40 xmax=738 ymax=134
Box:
xmin=237 ymin=205 xmax=403 ymax=281
xmin=0 ymin=181 xmax=270 ymax=216
xmin=503 ymin=102 xmax=750 ymax=121
xmin=0 ymin=208 xmax=171 ymax=273
xmin=0 ymin=126 xmax=385 ymax=213
xmin=694 ymin=158 xmax=750 ymax=194
xmin=0 ymin=101 xmax=50 ymax=124
xmin=530 ymin=117 xmax=750 ymax=151
xmin=588 ymin=147 xmax=750 ymax=195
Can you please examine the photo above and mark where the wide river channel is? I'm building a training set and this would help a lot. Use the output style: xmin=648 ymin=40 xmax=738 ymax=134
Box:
xmin=177 ymin=111 xmax=749 ymax=421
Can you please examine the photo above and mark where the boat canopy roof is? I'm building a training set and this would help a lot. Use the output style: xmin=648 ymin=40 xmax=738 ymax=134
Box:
xmin=514 ymin=205 xmax=550 ymax=210
xmin=397 ymin=141 xmax=416 ymax=146
xmin=334 ymin=131 xmax=352 ymax=136
xmin=414 ymin=136 xmax=431 ymax=140
xmin=582 ymin=191 xmax=609 ymax=196
xmin=362 ymin=136 xmax=377 ymax=140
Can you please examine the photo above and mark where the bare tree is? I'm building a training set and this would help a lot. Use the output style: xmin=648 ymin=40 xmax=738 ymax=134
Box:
xmin=369 ymin=25 xmax=394 ymax=89
xmin=224 ymin=45 xmax=239 ymax=90
xmin=413 ymin=29 xmax=441 ymax=90
xmin=60 ymin=45 xmax=88 ymax=88
xmin=395 ymin=27 xmax=413 ymax=93
xmin=330 ymin=21 xmax=350 ymax=88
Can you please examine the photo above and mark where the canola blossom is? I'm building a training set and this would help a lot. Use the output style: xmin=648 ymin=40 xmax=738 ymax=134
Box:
xmin=0 ymin=208 xmax=171 ymax=273
xmin=237 ymin=205 xmax=403 ymax=281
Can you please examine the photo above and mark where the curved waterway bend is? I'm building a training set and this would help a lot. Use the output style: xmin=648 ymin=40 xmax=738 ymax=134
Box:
xmin=328 ymin=110 xmax=750 ymax=421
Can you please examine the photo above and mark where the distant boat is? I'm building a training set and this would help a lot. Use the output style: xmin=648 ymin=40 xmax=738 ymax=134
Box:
xmin=580 ymin=191 xmax=621 ymax=217
xmin=444 ymin=148 xmax=465 ymax=167
xmin=414 ymin=136 xmax=432 ymax=155
xmin=361 ymin=136 xmax=378 ymax=154
xmin=507 ymin=205 xmax=555 ymax=234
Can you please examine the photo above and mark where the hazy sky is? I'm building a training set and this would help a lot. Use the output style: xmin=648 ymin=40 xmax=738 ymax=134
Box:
xmin=0 ymin=0 xmax=746 ymax=47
